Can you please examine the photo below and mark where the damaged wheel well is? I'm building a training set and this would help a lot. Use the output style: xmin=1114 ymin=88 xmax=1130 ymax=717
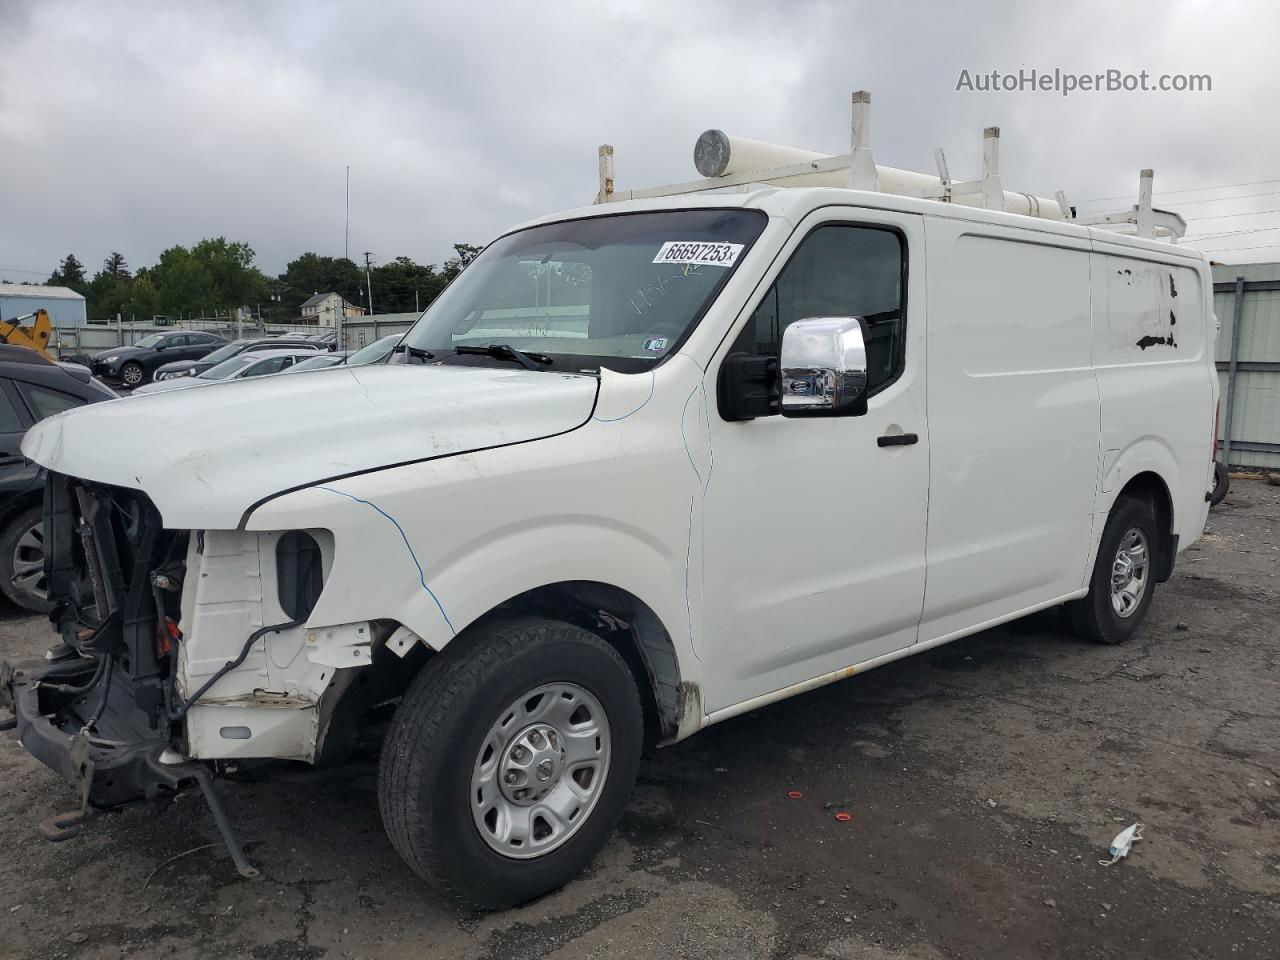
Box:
xmin=333 ymin=582 xmax=689 ymax=760
xmin=489 ymin=581 xmax=686 ymax=744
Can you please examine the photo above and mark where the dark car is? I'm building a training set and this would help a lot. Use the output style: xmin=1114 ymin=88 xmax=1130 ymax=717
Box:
xmin=90 ymin=330 xmax=228 ymax=387
xmin=0 ymin=346 xmax=115 ymax=611
xmin=152 ymin=337 xmax=325 ymax=382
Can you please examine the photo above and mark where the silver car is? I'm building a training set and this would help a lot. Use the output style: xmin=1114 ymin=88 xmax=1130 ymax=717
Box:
xmin=131 ymin=349 xmax=318 ymax=395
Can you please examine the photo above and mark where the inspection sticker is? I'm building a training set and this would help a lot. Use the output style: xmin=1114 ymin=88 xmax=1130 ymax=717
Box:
xmin=652 ymin=241 xmax=744 ymax=268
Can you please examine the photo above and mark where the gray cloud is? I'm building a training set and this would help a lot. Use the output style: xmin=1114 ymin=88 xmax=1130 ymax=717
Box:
xmin=2 ymin=0 xmax=1278 ymax=282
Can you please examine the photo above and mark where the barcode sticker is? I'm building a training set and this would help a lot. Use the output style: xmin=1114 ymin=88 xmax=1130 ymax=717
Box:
xmin=652 ymin=241 xmax=744 ymax=268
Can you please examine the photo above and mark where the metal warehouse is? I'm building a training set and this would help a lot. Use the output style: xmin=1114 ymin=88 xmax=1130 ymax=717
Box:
xmin=0 ymin=283 xmax=87 ymax=329
xmin=1215 ymin=262 xmax=1280 ymax=471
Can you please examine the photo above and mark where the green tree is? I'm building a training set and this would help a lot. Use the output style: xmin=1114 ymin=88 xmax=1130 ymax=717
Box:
xmin=121 ymin=271 xmax=160 ymax=321
xmin=149 ymin=246 xmax=217 ymax=318
xmin=442 ymin=243 xmax=483 ymax=282
xmin=132 ymin=238 xmax=270 ymax=319
xmin=370 ymin=256 xmax=446 ymax=314
xmin=191 ymin=237 xmax=269 ymax=307
xmin=103 ymin=251 xmax=130 ymax=278
xmin=48 ymin=254 xmax=89 ymax=295
xmin=85 ymin=270 xmax=133 ymax=323
xmin=278 ymin=253 xmax=365 ymax=313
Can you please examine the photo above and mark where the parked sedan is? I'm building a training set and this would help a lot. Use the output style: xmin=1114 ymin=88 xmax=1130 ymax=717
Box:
xmin=131 ymin=349 xmax=318 ymax=395
xmin=90 ymin=331 xmax=228 ymax=387
xmin=0 ymin=345 xmax=115 ymax=611
xmin=152 ymin=337 xmax=324 ymax=381
xmin=282 ymin=335 xmax=400 ymax=374
xmin=286 ymin=351 xmax=349 ymax=373
xmin=345 ymin=333 xmax=402 ymax=365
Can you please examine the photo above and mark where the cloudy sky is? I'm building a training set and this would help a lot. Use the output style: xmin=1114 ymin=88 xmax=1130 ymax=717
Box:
xmin=2 ymin=0 xmax=1279 ymax=283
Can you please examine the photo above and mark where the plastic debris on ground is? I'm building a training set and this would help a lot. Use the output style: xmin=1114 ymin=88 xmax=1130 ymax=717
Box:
xmin=1100 ymin=822 xmax=1143 ymax=866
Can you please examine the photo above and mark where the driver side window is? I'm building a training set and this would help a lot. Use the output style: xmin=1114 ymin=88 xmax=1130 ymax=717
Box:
xmin=737 ymin=224 xmax=906 ymax=395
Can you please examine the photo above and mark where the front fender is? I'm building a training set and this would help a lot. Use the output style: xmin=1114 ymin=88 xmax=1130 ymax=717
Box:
xmin=244 ymin=358 xmax=709 ymax=681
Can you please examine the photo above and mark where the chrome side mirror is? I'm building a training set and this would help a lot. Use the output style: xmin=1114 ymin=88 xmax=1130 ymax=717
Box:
xmin=779 ymin=317 xmax=869 ymax=417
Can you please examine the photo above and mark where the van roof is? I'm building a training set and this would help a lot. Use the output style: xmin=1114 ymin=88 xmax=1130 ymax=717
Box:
xmin=511 ymin=187 xmax=1209 ymax=266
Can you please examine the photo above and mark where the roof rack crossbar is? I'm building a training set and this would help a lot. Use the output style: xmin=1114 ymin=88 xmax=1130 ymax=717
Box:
xmin=594 ymin=90 xmax=1186 ymax=242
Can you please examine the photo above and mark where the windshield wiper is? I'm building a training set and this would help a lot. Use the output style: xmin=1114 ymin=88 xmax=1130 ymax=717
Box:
xmin=392 ymin=343 xmax=435 ymax=361
xmin=454 ymin=343 xmax=553 ymax=371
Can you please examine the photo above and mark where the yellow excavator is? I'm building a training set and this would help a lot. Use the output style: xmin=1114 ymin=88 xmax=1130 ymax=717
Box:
xmin=0 ymin=309 xmax=55 ymax=359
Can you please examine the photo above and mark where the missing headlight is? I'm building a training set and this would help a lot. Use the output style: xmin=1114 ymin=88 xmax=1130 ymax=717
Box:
xmin=276 ymin=530 xmax=324 ymax=621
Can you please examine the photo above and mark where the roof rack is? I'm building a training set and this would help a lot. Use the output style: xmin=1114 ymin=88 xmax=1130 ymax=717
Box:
xmin=595 ymin=91 xmax=1185 ymax=242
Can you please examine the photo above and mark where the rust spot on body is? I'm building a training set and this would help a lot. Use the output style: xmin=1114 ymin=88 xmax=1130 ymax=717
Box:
xmin=676 ymin=680 xmax=703 ymax=736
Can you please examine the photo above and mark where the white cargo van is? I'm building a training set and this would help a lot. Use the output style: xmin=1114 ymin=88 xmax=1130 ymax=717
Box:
xmin=2 ymin=180 xmax=1216 ymax=908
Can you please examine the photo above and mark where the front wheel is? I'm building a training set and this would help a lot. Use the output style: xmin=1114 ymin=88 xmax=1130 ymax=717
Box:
xmin=119 ymin=361 xmax=146 ymax=387
xmin=1067 ymin=496 xmax=1159 ymax=644
xmin=378 ymin=617 xmax=643 ymax=910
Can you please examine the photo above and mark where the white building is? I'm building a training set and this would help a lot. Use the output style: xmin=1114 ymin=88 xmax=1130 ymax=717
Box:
xmin=0 ymin=284 xmax=87 ymax=328
xmin=299 ymin=292 xmax=363 ymax=328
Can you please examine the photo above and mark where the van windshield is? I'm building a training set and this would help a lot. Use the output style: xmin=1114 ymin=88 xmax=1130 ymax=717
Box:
xmin=401 ymin=209 xmax=766 ymax=373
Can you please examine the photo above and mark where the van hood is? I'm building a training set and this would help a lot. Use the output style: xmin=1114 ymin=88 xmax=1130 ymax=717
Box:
xmin=22 ymin=363 xmax=598 ymax=529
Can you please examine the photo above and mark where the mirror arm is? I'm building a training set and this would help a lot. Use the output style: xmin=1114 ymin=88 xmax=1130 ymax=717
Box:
xmin=717 ymin=353 xmax=779 ymax=422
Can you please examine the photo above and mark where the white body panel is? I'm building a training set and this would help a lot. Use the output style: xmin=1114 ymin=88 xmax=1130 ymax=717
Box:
xmin=698 ymin=206 xmax=929 ymax=712
xmin=20 ymin=187 xmax=1218 ymax=762
xmin=22 ymin=364 xmax=597 ymax=529
xmin=920 ymin=220 xmax=1098 ymax=640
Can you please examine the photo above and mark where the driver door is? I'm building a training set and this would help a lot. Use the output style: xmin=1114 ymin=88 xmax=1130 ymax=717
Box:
xmin=698 ymin=209 xmax=929 ymax=714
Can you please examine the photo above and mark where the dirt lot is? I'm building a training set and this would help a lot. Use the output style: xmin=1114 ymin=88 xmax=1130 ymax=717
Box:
xmin=1 ymin=478 xmax=1278 ymax=960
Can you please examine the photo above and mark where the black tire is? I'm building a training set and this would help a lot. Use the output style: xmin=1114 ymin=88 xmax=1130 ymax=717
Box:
xmin=1067 ymin=496 xmax=1159 ymax=644
xmin=0 ymin=506 xmax=53 ymax=613
xmin=120 ymin=361 xmax=146 ymax=387
xmin=1209 ymin=461 xmax=1229 ymax=507
xmin=378 ymin=617 xmax=643 ymax=910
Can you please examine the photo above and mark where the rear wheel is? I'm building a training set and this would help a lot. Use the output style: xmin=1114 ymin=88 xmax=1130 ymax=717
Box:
xmin=0 ymin=506 xmax=53 ymax=613
xmin=1068 ymin=496 xmax=1159 ymax=644
xmin=1209 ymin=462 xmax=1229 ymax=507
xmin=378 ymin=617 xmax=643 ymax=910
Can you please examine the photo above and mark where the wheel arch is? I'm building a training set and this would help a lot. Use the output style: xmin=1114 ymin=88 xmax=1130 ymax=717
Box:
xmin=464 ymin=580 xmax=691 ymax=745
xmin=352 ymin=580 xmax=695 ymax=749
xmin=1114 ymin=470 xmax=1176 ymax=582
xmin=0 ymin=487 xmax=42 ymax=531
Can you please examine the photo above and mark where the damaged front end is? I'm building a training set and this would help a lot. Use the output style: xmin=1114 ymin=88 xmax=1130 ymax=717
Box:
xmin=3 ymin=473 xmax=190 ymax=805
xmin=0 ymin=473 xmax=261 ymax=873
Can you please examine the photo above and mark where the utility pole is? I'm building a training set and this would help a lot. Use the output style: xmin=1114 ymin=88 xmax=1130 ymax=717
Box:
xmin=363 ymin=250 xmax=375 ymax=317
xmin=345 ymin=166 xmax=351 ymax=261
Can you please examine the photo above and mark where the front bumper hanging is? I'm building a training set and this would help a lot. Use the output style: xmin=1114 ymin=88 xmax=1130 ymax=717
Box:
xmin=1 ymin=655 xmax=259 ymax=876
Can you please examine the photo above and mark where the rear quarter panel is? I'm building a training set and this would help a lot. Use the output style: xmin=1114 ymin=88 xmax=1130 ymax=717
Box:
xmin=1088 ymin=235 xmax=1215 ymax=560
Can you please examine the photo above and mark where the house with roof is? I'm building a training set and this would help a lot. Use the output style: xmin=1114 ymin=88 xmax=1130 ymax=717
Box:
xmin=0 ymin=284 xmax=87 ymax=328
xmin=299 ymin=292 xmax=364 ymax=327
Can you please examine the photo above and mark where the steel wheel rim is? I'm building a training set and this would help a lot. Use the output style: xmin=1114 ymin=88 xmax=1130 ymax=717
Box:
xmin=121 ymin=364 xmax=143 ymax=386
xmin=470 ymin=682 xmax=611 ymax=860
xmin=1110 ymin=527 xmax=1150 ymax=618
xmin=11 ymin=520 xmax=46 ymax=602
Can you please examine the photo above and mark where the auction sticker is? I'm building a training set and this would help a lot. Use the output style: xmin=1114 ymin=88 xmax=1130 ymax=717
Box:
xmin=652 ymin=241 xmax=744 ymax=267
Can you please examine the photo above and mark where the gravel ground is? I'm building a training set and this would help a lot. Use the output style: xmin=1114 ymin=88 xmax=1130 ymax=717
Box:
xmin=1 ymin=477 xmax=1277 ymax=960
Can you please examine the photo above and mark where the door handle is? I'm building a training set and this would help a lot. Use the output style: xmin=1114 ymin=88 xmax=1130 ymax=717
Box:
xmin=0 ymin=455 xmax=24 ymax=466
xmin=877 ymin=433 xmax=919 ymax=448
